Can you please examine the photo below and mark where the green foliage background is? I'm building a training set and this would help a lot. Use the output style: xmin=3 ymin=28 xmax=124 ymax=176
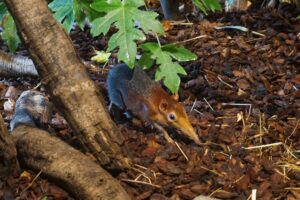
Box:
xmin=0 ymin=0 xmax=224 ymax=92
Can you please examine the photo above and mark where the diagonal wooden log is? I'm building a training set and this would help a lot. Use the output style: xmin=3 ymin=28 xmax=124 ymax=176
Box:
xmin=4 ymin=0 xmax=130 ymax=169
xmin=12 ymin=125 xmax=131 ymax=200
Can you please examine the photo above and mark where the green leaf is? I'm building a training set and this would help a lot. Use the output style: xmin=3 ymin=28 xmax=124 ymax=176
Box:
xmin=140 ymin=42 xmax=160 ymax=52
xmin=141 ymin=42 xmax=194 ymax=93
xmin=2 ymin=14 xmax=20 ymax=52
xmin=192 ymin=0 xmax=207 ymax=15
xmin=91 ymin=9 xmax=121 ymax=36
xmin=41 ymin=195 xmax=47 ymax=200
xmin=138 ymin=52 xmax=154 ymax=69
xmin=73 ymin=0 xmax=86 ymax=29
xmin=49 ymin=0 xmax=74 ymax=32
xmin=90 ymin=0 xmax=164 ymax=67
xmin=0 ymin=2 xmax=8 ymax=21
xmin=73 ymin=0 xmax=104 ymax=28
xmin=61 ymin=8 xmax=75 ymax=31
xmin=91 ymin=50 xmax=111 ymax=63
xmin=162 ymin=44 xmax=197 ymax=61
xmin=155 ymin=62 xmax=186 ymax=93
xmin=202 ymin=0 xmax=222 ymax=12
xmin=91 ymin=0 xmax=121 ymax=12
xmin=49 ymin=0 xmax=71 ymax=10
xmin=125 ymin=0 xmax=145 ymax=7
xmin=133 ymin=10 xmax=164 ymax=35
xmin=192 ymin=0 xmax=221 ymax=14
xmin=108 ymin=27 xmax=145 ymax=67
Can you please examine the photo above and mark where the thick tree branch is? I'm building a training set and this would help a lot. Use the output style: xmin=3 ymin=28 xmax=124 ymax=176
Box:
xmin=4 ymin=0 xmax=130 ymax=169
xmin=0 ymin=114 xmax=19 ymax=176
xmin=12 ymin=125 xmax=131 ymax=200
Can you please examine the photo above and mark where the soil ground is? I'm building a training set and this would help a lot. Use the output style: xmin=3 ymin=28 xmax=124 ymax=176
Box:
xmin=0 ymin=3 xmax=299 ymax=200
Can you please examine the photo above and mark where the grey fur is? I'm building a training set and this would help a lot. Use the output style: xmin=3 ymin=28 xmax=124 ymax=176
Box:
xmin=107 ymin=64 xmax=133 ymax=110
xmin=107 ymin=64 xmax=157 ymax=110
xmin=10 ymin=90 xmax=50 ymax=131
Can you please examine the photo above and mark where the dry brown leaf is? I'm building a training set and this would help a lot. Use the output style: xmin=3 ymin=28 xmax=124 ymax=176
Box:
xmin=154 ymin=157 xmax=183 ymax=175
xmin=162 ymin=20 xmax=173 ymax=32
xmin=236 ymin=79 xmax=250 ymax=90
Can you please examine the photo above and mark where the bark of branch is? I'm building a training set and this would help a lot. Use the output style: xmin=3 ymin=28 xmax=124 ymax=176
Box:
xmin=4 ymin=0 xmax=130 ymax=169
xmin=0 ymin=114 xmax=19 ymax=176
xmin=12 ymin=125 xmax=131 ymax=200
xmin=0 ymin=51 xmax=37 ymax=77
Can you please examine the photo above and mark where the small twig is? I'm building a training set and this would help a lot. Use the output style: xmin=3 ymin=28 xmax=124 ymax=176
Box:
xmin=243 ymin=142 xmax=283 ymax=150
xmin=216 ymin=116 xmax=236 ymax=119
xmin=284 ymin=166 xmax=286 ymax=181
xmin=251 ymin=189 xmax=257 ymax=200
xmin=200 ymin=166 xmax=224 ymax=177
xmin=221 ymin=103 xmax=252 ymax=120
xmin=288 ymin=119 xmax=300 ymax=139
xmin=170 ymin=22 xmax=193 ymax=26
xmin=227 ymin=145 xmax=232 ymax=159
xmin=132 ymin=167 xmax=148 ymax=178
xmin=102 ymin=59 xmax=110 ymax=70
xmin=246 ymin=194 xmax=251 ymax=200
xmin=133 ymin=164 xmax=157 ymax=179
xmin=251 ymin=31 xmax=265 ymax=37
xmin=20 ymin=171 xmax=42 ymax=196
xmin=217 ymin=75 xmax=233 ymax=88
xmin=173 ymin=35 xmax=209 ymax=45
xmin=259 ymin=111 xmax=263 ymax=155
xmin=279 ymin=163 xmax=300 ymax=172
xmin=274 ymin=168 xmax=290 ymax=180
xmin=288 ymin=49 xmax=295 ymax=57
xmin=247 ymin=104 xmax=252 ymax=120
xmin=203 ymin=97 xmax=214 ymax=112
xmin=218 ymin=151 xmax=231 ymax=159
xmin=248 ymin=133 xmax=265 ymax=140
xmin=233 ymin=175 xmax=245 ymax=183
xmin=222 ymin=103 xmax=252 ymax=106
xmin=154 ymin=32 xmax=161 ymax=47
xmin=188 ymin=141 xmax=221 ymax=146
xmin=33 ymin=81 xmax=42 ymax=90
xmin=285 ymin=187 xmax=300 ymax=190
xmin=121 ymin=179 xmax=162 ymax=188
xmin=108 ymin=102 xmax=113 ymax=111
xmin=293 ymin=85 xmax=298 ymax=91
xmin=190 ymin=98 xmax=197 ymax=112
xmin=240 ymin=112 xmax=246 ymax=130
xmin=206 ymin=124 xmax=230 ymax=128
xmin=154 ymin=123 xmax=174 ymax=143
xmin=194 ymin=109 xmax=204 ymax=116
xmin=134 ymin=164 xmax=148 ymax=170
xmin=134 ymin=173 xmax=152 ymax=184
xmin=283 ymin=144 xmax=298 ymax=160
xmin=259 ymin=112 xmax=263 ymax=142
xmin=174 ymin=142 xmax=189 ymax=161
xmin=209 ymin=187 xmax=222 ymax=197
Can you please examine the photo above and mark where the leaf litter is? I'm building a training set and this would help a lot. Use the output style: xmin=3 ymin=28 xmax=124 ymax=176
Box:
xmin=0 ymin=3 xmax=299 ymax=200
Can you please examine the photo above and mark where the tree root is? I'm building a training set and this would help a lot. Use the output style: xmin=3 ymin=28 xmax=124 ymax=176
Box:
xmin=12 ymin=125 xmax=131 ymax=200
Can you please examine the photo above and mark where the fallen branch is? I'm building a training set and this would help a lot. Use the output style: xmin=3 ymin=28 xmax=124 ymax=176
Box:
xmin=12 ymin=125 xmax=131 ymax=200
xmin=0 ymin=51 xmax=37 ymax=77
